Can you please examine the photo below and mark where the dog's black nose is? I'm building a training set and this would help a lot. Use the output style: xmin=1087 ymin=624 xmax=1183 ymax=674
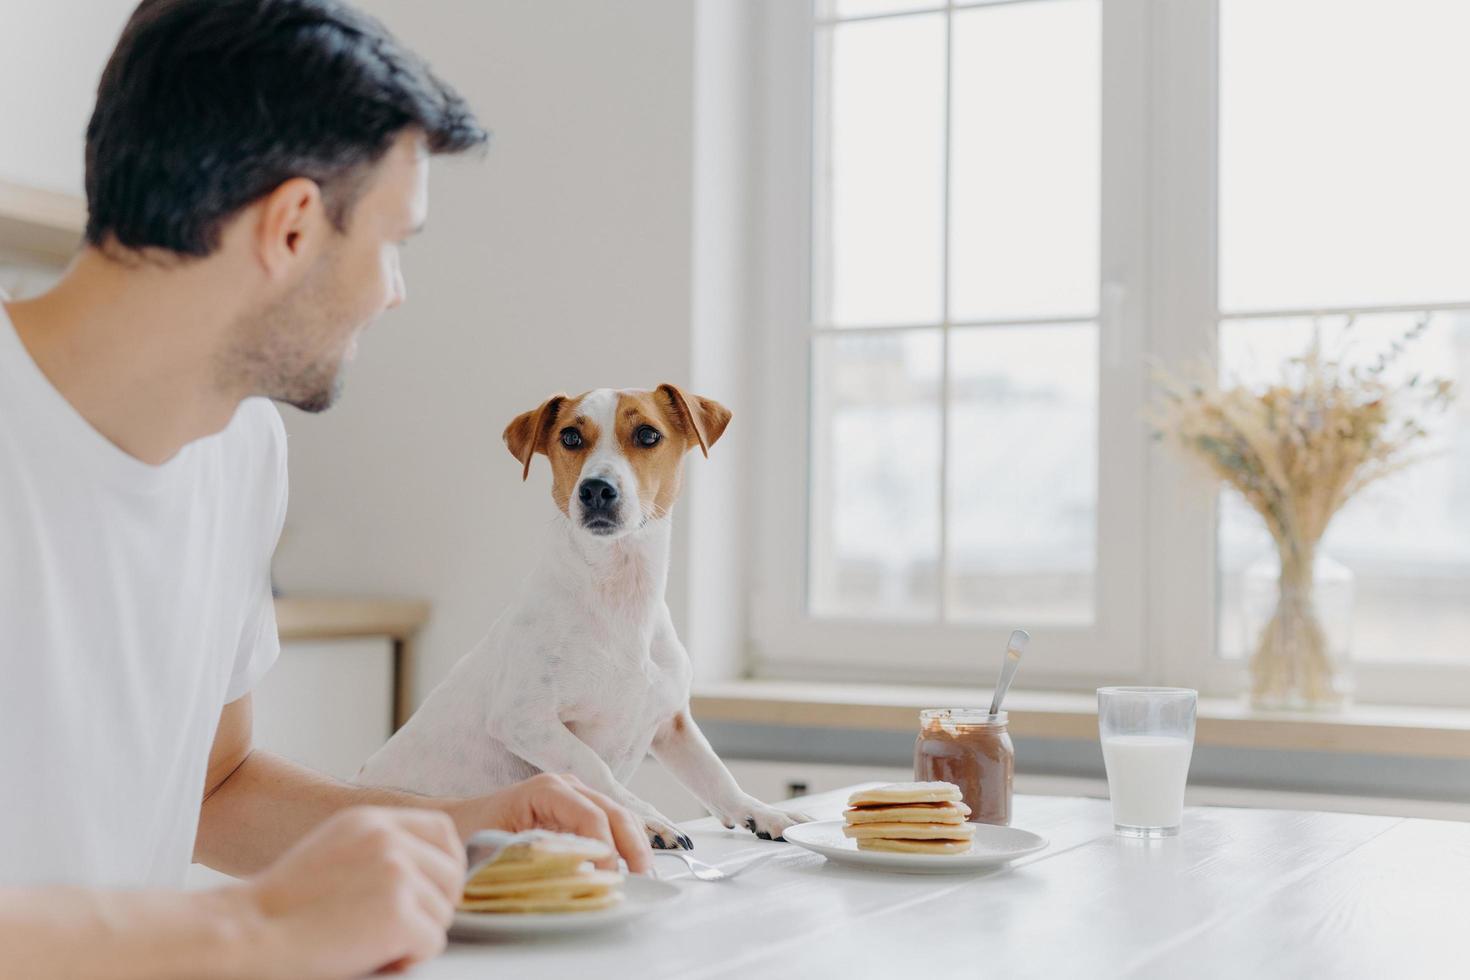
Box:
xmin=578 ymin=478 xmax=619 ymax=512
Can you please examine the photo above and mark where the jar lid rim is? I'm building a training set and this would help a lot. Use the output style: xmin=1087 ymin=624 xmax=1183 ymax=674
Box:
xmin=919 ymin=707 xmax=1008 ymax=725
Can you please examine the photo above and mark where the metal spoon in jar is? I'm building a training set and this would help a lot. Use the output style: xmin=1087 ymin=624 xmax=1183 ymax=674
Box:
xmin=988 ymin=629 xmax=1029 ymax=716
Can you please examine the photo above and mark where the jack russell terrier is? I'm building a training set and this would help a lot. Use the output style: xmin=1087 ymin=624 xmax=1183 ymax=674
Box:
xmin=356 ymin=385 xmax=808 ymax=848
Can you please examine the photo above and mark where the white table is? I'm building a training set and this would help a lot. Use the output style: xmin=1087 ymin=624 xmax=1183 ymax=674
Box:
xmin=411 ymin=785 xmax=1467 ymax=980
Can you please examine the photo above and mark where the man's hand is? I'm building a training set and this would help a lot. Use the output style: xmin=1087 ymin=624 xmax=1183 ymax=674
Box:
xmin=234 ymin=806 xmax=465 ymax=979
xmin=443 ymin=772 xmax=654 ymax=874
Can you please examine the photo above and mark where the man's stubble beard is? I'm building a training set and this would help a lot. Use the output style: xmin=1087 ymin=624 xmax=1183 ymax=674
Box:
xmin=219 ymin=256 xmax=354 ymax=414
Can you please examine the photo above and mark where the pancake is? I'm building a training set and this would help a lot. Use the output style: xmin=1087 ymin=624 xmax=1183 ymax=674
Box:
xmin=842 ymin=821 xmax=976 ymax=841
xmin=459 ymin=891 xmax=624 ymax=914
xmin=465 ymin=853 xmax=592 ymax=885
xmin=459 ymin=832 xmax=623 ymax=915
xmin=465 ymin=832 xmax=612 ymax=887
xmin=855 ymin=837 xmax=972 ymax=855
xmin=843 ymin=803 xmax=970 ymax=825
xmin=846 ymin=782 xmax=963 ymax=807
xmin=463 ymin=869 xmax=623 ymax=900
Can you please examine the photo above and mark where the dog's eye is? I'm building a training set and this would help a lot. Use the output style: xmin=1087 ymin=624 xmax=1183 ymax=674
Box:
xmin=559 ymin=428 xmax=583 ymax=449
xmin=635 ymin=425 xmax=661 ymax=447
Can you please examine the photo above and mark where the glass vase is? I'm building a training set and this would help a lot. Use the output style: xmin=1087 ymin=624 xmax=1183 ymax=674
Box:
xmin=1241 ymin=549 xmax=1355 ymax=710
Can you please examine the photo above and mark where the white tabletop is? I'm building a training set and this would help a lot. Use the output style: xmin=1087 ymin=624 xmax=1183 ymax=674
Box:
xmin=411 ymin=785 xmax=1467 ymax=980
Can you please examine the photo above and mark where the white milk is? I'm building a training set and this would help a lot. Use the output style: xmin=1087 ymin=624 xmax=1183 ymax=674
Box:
xmin=1101 ymin=734 xmax=1194 ymax=829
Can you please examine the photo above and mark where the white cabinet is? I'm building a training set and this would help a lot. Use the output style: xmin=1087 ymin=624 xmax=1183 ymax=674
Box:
xmin=251 ymin=638 xmax=395 ymax=781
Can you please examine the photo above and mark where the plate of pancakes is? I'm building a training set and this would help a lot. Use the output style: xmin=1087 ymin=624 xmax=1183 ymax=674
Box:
xmin=782 ymin=782 xmax=1048 ymax=874
xmin=451 ymin=831 xmax=680 ymax=938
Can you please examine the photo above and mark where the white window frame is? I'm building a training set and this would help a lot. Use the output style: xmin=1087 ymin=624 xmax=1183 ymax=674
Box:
xmin=749 ymin=0 xmax=1470 ymax=707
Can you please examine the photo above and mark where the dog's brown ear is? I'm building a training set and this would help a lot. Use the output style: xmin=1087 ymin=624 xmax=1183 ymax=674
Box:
xmin=657 ymin=384 xmax=732 ymax=457
xmin=503 ymin=395 xmax=566 ymax=480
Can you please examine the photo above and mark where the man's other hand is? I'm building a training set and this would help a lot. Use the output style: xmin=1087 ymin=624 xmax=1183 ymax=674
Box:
xmin=444 ymin=772 xmax=654 ymax=875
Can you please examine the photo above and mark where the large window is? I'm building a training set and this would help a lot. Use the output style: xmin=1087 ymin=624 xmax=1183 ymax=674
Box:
xmin=753 ymin=0 xmax=1470 ymax=703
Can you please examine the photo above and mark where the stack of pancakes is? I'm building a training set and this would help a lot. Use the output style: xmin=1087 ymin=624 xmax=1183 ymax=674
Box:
xmin=842 ymin=782 xmax=975 ymax=854
xmin=459 ymin=833 xmax=624 ymax=914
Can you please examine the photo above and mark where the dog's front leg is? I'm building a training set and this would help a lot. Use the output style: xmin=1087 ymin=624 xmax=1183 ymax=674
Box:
xmin=494 ymin=718 xmax=694 ymax=851
xmin=650 ymin=710 xmax=811 ymax=841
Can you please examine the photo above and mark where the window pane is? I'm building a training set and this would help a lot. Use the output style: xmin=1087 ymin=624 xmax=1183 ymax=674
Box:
xmin=947 ymin=324 xmax=1097 ymax=623
xmin=821 ymin=0 xmax=939 ymax=19
xmin=818 ymin=14 xmax=945 ymax=326
xmin=1220 ymin=0 xmax=1470 ymax=311
xmin=810 ymin=330 xmax=942 ymax=619
xmin=949 ymin=0 xmax=1099 ymax=322
xmin=1217 ymin=313 xmax=1470 ymax=664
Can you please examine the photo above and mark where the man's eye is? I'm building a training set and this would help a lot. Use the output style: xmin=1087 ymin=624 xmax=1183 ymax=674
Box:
xmin=560 ymin=429 xmax=583 ymax=449
xmin=635 ymin=425 xmax=661 ymax=447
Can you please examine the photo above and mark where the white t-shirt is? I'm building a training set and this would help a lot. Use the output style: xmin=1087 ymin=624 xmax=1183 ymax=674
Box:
xmin=0 ymin=304 xmax=287 ymax=888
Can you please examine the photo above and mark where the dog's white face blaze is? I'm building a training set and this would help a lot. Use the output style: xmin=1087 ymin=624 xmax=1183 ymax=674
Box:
xmin=570 ymin=389 xmax=643 ymax=538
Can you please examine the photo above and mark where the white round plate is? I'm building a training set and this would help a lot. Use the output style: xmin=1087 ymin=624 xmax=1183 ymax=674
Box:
xmin=449 ymin=875 xmax=680 ymax=939
xmin=782 ymin=820 xmax=1048 ymax=874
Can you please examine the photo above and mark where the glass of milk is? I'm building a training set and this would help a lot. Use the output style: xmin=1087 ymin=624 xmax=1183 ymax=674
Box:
xmin=1097 ymin=687 xmax=1197 ymax=838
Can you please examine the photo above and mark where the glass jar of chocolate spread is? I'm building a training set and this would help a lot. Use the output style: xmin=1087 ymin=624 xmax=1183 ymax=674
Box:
xmin=913 ymin=708 xmax=1014 ymax=826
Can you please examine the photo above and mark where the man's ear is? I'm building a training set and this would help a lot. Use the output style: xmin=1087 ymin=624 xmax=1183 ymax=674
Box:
xmin=657 ymin=384 xmax=732 ymax=457
xmin=502 ymin=395 xmax=566 ymax=480
xmin=253 ymin=177 xmax=325 ymax=278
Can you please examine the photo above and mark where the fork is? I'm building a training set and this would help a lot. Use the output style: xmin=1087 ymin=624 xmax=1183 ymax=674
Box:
xmin=652 ymin=849 xmax=782 ymax=882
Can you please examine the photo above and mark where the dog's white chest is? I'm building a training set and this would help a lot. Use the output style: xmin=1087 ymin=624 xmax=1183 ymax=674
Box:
xmin=561 ymin=655 xmax=683 ymax=775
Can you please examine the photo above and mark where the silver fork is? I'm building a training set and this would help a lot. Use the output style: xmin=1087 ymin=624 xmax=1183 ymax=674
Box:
xmin=652 ymin=849 xmax=782 ymax=882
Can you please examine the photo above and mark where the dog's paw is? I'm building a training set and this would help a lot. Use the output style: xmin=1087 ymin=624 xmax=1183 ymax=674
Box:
xmin=725 ymin=799 xmax=812 ymax=842
xmin=643 ymin=813 xmax=693 ymax=851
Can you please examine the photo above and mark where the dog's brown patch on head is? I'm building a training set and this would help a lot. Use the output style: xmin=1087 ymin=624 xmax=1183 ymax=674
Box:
xmin=656 ymin=384 xmax=732 ymax=458
xmin=613 ymin=390 xmax=690 ymax=520
xmin=503 ymin=394 xmax=567 ymax=480
xmin=549 ymin=405 xmax=603 ymax=517
xmin=613 ymin=387 xmax=730 ymax=519
xmin=671 ymin=711 xmax=688 ymax=733
xmin=504 ymin=393 xmax=599 ymax=516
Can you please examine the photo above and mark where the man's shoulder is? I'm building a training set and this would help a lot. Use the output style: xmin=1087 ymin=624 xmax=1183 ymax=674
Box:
xmin=232 ymin=396 xmax=285 ymax=437
xmin=221 ymin=397 xmax=288 ymax=498
xmin=225 ymin=397 xmax=286 ymax=455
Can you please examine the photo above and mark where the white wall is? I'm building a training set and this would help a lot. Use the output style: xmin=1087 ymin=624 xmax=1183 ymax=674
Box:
xmin=273 ymin=0 xmax=754 ymax=704
xmin=0 ymin=1 xmax=137 ymax=194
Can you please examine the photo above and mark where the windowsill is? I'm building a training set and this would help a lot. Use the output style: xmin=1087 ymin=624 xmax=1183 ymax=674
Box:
xmin=690 ymin=679 xmax=1470 ymax=759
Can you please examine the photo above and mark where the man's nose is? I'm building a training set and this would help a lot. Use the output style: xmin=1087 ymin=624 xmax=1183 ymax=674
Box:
xmin=386 ymin=262 xmax=406 ymax=311
xmin=578 ymin=478 xmax=620 ymax=512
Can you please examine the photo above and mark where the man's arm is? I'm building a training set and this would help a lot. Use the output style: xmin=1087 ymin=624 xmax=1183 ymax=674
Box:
xmin=196 ymin=696 xmax=653 ymax=875
xmin=3 ymin=806 xmax=465 ymax=980
xmin=0 ymin=885 xmax=254 ymax=980
xmin=195 ymin=694 xmax=447 ymax=875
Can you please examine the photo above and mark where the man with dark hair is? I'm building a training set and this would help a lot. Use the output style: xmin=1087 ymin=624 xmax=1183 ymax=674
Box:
xmin=0 ymin=1 xmax=651 ymax=975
